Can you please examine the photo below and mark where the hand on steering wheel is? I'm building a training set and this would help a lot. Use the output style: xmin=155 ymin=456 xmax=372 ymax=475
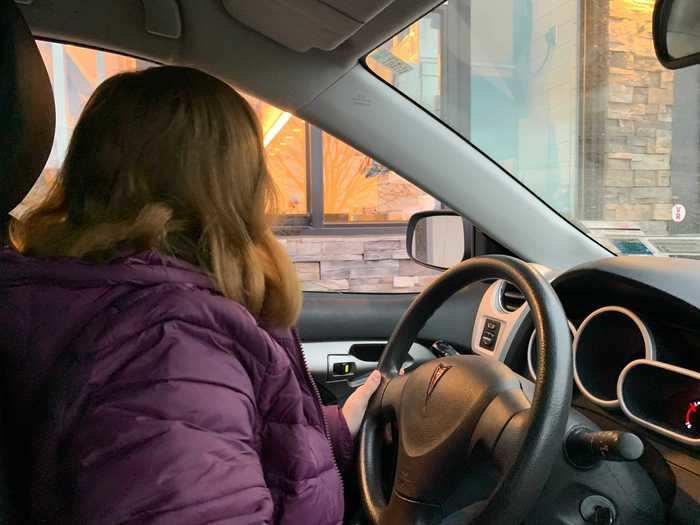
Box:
xmin=358 ymin=255 xmax=572 ymax=525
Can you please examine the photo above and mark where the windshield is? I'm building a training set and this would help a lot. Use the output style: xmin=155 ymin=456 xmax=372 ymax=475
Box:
xmin=367 ymin=0 xmax=700 ymax=259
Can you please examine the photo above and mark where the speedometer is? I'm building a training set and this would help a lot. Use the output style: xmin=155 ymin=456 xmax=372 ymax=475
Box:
xmin=685 ymin=400 xmax=700 ymax=435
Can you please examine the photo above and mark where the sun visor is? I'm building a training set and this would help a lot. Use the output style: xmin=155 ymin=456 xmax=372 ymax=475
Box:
xmin=221 ymin=0 xmax=395 ymax=52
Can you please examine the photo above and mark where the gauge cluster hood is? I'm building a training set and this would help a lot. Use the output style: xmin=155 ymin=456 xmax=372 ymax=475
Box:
xmin=556 ymin=255 xmax=700 ymax=310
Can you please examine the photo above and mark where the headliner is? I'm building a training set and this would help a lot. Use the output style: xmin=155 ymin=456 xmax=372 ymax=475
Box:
xmin=19 ymin=0 xmax=442 ymax=112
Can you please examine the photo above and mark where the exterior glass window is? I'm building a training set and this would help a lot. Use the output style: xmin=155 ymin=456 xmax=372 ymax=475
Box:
xmin=368 ymin=0 xmax=700 ymax=259
xmin=18 ymin=42 xmax=443 ymax=293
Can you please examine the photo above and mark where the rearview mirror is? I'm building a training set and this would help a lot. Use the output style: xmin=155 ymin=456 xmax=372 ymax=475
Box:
xmin=406 ymin=211 xmax=466 ymax=271
xmin=654 ymin=0 xmax=700 ymax=69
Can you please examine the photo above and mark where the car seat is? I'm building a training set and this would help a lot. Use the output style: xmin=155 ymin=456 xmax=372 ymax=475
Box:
xmin=0 ymin=0 xmax=56 ymax=521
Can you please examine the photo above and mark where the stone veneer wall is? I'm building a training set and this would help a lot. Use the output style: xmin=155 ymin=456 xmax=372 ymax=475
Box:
xmin=278 ymin=234 xmax=440 ymax=293
xmin=582 ymin=0 xmax=674 ymax=235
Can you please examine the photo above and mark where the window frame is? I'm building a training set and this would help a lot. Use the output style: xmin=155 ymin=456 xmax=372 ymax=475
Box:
xmin=274 ymin=122 xmax=413 ymax=236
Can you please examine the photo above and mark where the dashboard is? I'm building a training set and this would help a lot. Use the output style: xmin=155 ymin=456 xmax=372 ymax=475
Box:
xmin=469 ymin=255 xmax=700 ymax=523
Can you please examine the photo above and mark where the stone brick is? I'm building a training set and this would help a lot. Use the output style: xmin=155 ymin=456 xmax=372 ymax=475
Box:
xmin=609 ymin=18 xmax=638 ymax=44
xmin=651 ymin=144 xmax=671 ymax=155
xmin=632 ymin=36 xmax=656 ymax=58
xmin=608 ymin=152 xmax=633 ymax=160
xmin=604 ymin=170 xmax=633 ymax=187
xmin=606 ymin=143 xmax=632 ymax=154
xmin=657 ymin=171 xmax=671 ymax=187
xmin=609 ymin=83 xmax=634 ymax=103
xmin=604 ymin=188 xmax=630 ymax=205
xmin=633 ymin=171 xmax=656 ymax=187
xmin=656 ymin=129 xmax=671 ymax=149
xmin=638 ymin=115 xmax=671 ymax=130
xmin=630 ymin=154 xmax=670 ymax=170
xmin=284 ymin=240 xmax=323 ymax=257
xmin=609 ymin=51 xmax=634 ymax=69
xmin=611 ymin=204 xmax=653 ymax=220
xmin=607 ymin=158 xmax=631 ymax=170
xmin=322 ymin=240 xmax=364 ymax=255
xmin=632 ymin=87 xmax=649 ymax=104
xmin=609 ymin=68 xmax=658 ymax=87
xmin=399 ymin=260 xmax=440 ymax=277
xmin=349 ymin=260 xmax=399 ymax=278
xmin=606 ymin=119 xmax=635 ymax=136
xmin=631 ymin=187 xmax=672 ymax=203
xmin=657 ymin=110 xmax=673 ymax=123
xmin=636 ymin=56 xmax=666 ymax=72
xmin=608 ymin=103 xmax=647 ymax=119
xmin=301 ymin=279 xmax=349 ymax=292
xmin=321 ymin=259 xmax=399 ymax=280
xmin=292 ymin=253 xmax=363 ymax=262
xmin=393 ymin=276 xmax=415 ymax=288
xmin=320 ymin=260 xmax=367 ymax=279
xmin=648 ymin=87 xmax=673 ymax=105
xmin=348 ymin=277 xmax=394 ymax=293
xmin=628 ymin=136 xmax=652 ymax=147
xmin=364 ymin=249 xmax=409 ymax=261
xmin=636 ymin=127 xmax=656 ymax=138
xmin=363 ymin=239 xmax=402 ymax=252
xmin=294 ymin=262 xmax=320 ymax=281
xmin=653 ymin=204 xmax=672 ymax=221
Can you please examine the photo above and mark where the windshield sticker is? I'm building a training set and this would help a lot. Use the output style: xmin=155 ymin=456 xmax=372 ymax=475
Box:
xmin=672 ymin=204 xmax=687 ymax=223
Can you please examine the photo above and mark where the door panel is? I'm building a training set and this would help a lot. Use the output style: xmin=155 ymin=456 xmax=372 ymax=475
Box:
xmin=298 ymin=282 xmax=490 ymax=402
xmin=304 ymin=340 xmax=434 ymax=403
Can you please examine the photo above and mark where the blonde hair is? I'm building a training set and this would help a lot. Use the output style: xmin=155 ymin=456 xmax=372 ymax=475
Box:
xmin=11 ymin=66 xmax=301 ymax=327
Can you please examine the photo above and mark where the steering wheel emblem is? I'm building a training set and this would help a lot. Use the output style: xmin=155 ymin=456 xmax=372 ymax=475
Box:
xmin=425 ymin=363 xmax=453 ymax=404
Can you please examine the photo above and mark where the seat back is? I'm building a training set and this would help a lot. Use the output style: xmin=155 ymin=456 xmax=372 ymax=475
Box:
xmin=0 ymin=0 xmax=55 ymax=234
xmin=0 ymin=0 xmax=56 ymax=521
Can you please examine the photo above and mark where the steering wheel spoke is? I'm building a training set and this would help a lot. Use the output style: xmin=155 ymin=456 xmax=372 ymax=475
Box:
xmin=468 ymin=387 xmax=531 ymax=465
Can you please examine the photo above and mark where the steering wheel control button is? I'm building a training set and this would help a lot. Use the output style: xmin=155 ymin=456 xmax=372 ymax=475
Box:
xmin=580 ymin=495 xmax=616 ymax=524
xmin=565 ymin=427 xmax=644 ymax=469
xmin=480 ymin=319 xmax=501 ymax=350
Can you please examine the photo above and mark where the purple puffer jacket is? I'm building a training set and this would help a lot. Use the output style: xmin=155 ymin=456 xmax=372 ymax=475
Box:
xmin=0 ymin=249 xmax=353 ymax=524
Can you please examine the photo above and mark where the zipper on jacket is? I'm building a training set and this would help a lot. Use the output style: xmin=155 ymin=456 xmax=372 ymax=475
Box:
xmin=291 ymin=329 xmax=345 ymax=495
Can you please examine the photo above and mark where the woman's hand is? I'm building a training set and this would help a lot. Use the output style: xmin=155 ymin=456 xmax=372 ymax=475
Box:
xmin=341 ymin=370 xmax=381 ymax=437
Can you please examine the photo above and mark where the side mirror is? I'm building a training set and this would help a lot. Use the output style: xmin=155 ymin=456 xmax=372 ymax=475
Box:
xmin=654 ymin=0 xmax=700 ymax=69
xmin=406 ymin=210 xmax=467 ymax=271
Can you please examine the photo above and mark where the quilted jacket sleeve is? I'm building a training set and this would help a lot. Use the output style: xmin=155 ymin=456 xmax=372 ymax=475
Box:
xmin=322 ymin=405 xmax=354 ymax=474
xmin=67 ymin=319 xmax=274 ymax=525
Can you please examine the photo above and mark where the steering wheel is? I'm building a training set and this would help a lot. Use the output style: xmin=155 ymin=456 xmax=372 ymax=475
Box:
xmin=359 ymin=255 xmax=573 ymax=525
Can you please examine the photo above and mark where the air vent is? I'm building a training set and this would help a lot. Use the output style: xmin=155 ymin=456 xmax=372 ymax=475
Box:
xmin=500 ymin=281 xmax=525 ymax=312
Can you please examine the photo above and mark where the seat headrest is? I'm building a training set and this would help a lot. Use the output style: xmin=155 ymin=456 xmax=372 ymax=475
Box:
xmin=0 ymin=0 xmax=55 ymax=227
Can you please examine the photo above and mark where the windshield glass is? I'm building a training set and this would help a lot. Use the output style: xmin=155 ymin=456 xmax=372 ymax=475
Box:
xmin=367 ymin=0 xmax=700 ymax=259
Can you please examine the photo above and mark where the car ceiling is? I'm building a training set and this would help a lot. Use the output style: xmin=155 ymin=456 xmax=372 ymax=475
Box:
xmin=18 ymin=0 xmax=441 ymax=112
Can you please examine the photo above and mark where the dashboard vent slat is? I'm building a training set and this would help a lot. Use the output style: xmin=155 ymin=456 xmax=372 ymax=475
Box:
xmin=500 ymin=282 xmax=525 ymax=312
